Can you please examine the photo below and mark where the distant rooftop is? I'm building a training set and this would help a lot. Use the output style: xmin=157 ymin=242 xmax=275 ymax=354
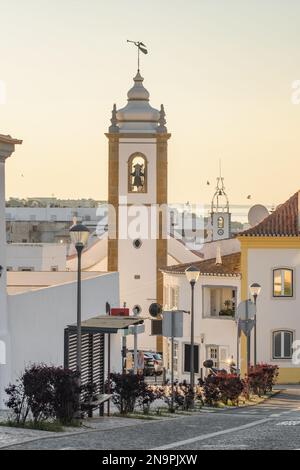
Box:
xmin=6 ymin=197 xmax=106 ymax=208
xmin=161 ymin=252 xmax=241 ymax=277
xmin=238 ymin=191 xmax=300 ymax=237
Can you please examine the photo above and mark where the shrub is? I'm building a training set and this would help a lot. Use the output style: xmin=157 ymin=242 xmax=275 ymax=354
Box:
xmin=5 ymin=382 xmax=30 ymax=425
xmin=108 ymin=373 xmax=145 ymax=414
xmin=137 ymin=384 xmax=161 ymax=414
xmin=202 ymin=372 xmax=244 ymax=406
xmin=162 ymin=381 xmax=197 ymax=411
xmin=245 ymin=364 xmax=279 ymax=397
xmin=23 ymin=364 xmax=56 ymax=424
xmin=51 ymin=367 xmax=80 ymax=425
xmin=5 ymin=364 xmax=80 ymax=426
xmin=218 ymin=373 xmax=244 ymax=405
xmin=202 ymin=374 xmax=222 ymax=406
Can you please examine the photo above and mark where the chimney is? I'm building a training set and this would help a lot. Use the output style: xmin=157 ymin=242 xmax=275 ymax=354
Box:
xmin=215 ymin=243 xmax=222 ymax=265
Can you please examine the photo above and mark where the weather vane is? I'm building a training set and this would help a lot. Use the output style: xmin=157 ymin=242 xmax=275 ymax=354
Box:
xmin=127 ymin=40 xmax=148 ymax=72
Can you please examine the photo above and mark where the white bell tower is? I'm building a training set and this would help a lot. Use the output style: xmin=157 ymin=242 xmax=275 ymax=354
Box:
xmin=0 ymin=133 xmax=22 ymax=407
xmin=210 ymin=169 xmax=231 ymax=241
xmin=106 ymin=71 xmax=170 ymax=352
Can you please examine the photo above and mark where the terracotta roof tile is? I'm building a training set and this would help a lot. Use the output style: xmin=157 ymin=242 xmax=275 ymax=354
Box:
xmin=239 ymin=191 xmax=299 ymax=237
xmin=161 ymin=252 xmax=241 ymax=277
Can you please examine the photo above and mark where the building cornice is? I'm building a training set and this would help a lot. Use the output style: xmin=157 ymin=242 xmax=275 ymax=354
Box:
xmin=105 ymin=132 xmax=171 ymax=140
xmin=237 ymin=236 xmax=300 ymax=249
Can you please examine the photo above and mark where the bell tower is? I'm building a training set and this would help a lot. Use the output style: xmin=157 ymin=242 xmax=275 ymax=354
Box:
xmin=106 ymin=71 xmax=170 ymax=352
xmin=210 ymin=169 xmax=231 ymax=241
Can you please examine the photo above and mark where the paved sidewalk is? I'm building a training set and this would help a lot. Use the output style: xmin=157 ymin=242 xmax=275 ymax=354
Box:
xmin=0 ymin=415 xmax=165 ymax=449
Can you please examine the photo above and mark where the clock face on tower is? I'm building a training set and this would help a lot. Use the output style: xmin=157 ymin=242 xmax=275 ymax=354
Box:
xmin=128 ymin=153 xmax=147 ymax=193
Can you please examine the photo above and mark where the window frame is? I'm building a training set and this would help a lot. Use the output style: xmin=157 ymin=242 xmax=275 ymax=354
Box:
xmin=127 ymin=152 xmax=148 ymax=194
xmin=272 ymin=268 xmax=294 ymax=298
xmin=272 ymin=330 xmax=294 ymax=360
xmin=202 ymin=284 xmax=237 ymax=319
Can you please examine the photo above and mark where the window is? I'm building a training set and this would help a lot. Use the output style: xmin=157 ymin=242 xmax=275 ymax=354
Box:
xmin=184 ymin=344 xmax=199 ymax=373
xmin=272 ymin=330 xmax=293 ymax=359
xmin=203 ymin=286 xmax=236 ymax=318
xmin=207 ymin=346 xmax=219 ymax=368
xmin=273 ymin=269 xmax=293 ymax=297
xmin=128 ymin=153 xmax=147 ymax=193
xmin=51 ymin=266 xmax=58 ymax=272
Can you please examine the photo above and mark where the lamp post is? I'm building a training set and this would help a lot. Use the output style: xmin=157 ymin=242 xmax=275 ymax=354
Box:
xmin=185 ymin=265 xmax=200 ymax=397
xmin=69 ymin=223 xmax=89 ymax=414
xmin=249 ymin=283 xmax=261 ymax=366
xmin=133 ymin=306 xmax=139 ymax=374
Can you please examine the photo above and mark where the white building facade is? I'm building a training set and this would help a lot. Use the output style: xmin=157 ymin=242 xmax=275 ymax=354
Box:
xmin=162 ymin=252 xmax=241 ymax=381
xmin=238 ymin=190 xmax=300 ymax=383
xmin=7 ymin=243 xmax=67 ymax=272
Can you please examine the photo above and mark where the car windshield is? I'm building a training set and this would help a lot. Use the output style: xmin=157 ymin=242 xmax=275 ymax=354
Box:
xmin=153 ymin=354 xmax=162 ymax=360
xmin=144 ymin=353 xmax=154 ymax=359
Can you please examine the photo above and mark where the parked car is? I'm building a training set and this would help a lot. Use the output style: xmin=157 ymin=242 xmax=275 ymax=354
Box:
xmin=127 ymin=350 xmax=163 ymax=376
xmin=152 ymin=353 xmax=163 ymax=375
xmin=143 ymin=352 xmax=156 ymax=376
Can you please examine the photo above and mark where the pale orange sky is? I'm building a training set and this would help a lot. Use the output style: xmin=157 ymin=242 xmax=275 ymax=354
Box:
xmin=1 ymin=0 xmax=300 ymax=207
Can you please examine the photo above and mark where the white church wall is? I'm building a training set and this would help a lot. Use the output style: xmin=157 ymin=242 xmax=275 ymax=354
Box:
xmin=7 ymin=272 xmax=121 ymax=386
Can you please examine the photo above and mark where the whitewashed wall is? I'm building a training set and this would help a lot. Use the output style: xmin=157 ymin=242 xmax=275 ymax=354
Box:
xmin=163 ymin=273 xmax=240 ymax=381
xmin=7 ymin=243 xmax=67 ymax=271
xmin=5 ymin=272 xmax=121 ymax=399
xmin=248 ymin=248 xmax=300 ymax=368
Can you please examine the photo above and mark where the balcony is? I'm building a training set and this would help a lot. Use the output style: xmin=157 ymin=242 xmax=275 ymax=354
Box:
xmin=203 ymin=286 xmax=236 ymax=319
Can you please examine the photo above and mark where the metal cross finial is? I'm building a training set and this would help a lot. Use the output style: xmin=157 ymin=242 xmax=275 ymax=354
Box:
xmin=127 ymin=40 xmax=148 ymax=72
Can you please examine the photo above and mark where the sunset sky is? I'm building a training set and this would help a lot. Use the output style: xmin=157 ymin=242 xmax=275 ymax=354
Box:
xmin=1 ymin=0 xmax=300 ymax=207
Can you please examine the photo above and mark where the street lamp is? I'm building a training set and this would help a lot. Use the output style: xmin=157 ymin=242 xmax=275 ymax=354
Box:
xmin=249 ymin=282 xmax=261 ymax=366
xmin=69 ymin=223 xmax=89 ymax=415
xmin=185 ymin=265 xmax=200 ymax=397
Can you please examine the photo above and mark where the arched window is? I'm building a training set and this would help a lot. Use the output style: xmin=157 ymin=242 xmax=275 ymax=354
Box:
xmin=217 ymin=216 xmax=224 ymax=229
xmin=272 ymin=330 xmax=293 ymax=359
xmin=128 ymin=153 xmax=147 ymax=193
xmin=273 ymin=268 xmax=293 ymax=297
